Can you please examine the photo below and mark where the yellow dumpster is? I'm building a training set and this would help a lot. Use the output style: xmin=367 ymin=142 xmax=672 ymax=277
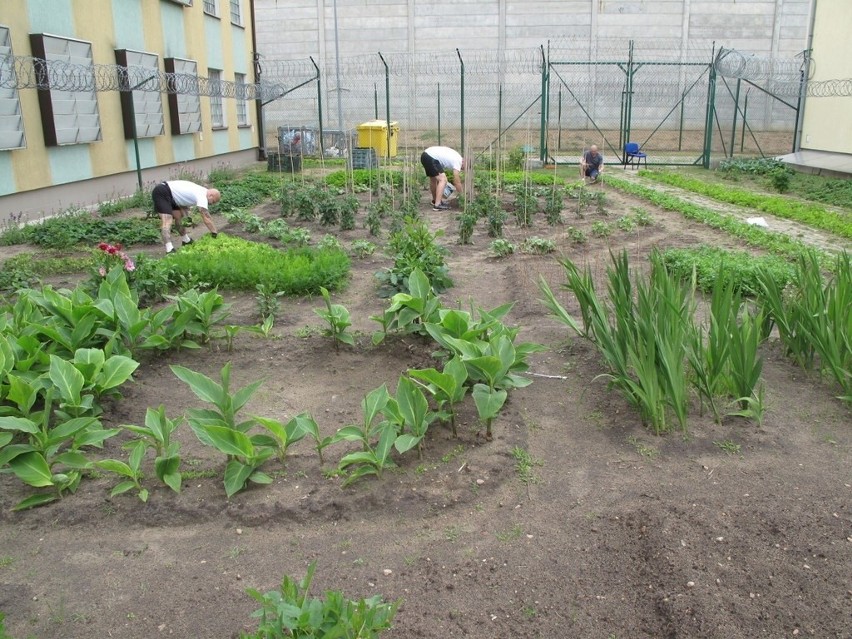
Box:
xmin=356 ymin=120 xmax=399 ymax=157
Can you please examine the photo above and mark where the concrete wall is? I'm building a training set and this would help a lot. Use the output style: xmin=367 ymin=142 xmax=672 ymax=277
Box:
xmin=800 ymin=0 xmax=852 ymax=155
xmin=255 ymin=0 xmax=812 ymax=145
xmin=0 ymin=0 xmax=260 ymax=211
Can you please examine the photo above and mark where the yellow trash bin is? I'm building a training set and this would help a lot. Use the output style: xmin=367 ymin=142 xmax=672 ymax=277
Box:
xmin=356 ymin=120 xmax=399 ymax=158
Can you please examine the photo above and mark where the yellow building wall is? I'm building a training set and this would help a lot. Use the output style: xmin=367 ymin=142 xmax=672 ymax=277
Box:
xmin=800 ymin=0 xmax=852 ymax=154
xmin=0 ymin=0 xmax=258 ymax=198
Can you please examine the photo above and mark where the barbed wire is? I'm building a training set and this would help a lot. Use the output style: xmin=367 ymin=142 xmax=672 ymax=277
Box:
xmin=714 ymin=47 xmax=852 ymax=98
xmin=0 ymin=54 xmax=292 ymax=100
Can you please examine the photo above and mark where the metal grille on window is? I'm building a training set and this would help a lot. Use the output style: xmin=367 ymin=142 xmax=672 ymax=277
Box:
xmin=209 ymin=69 xmax=224 ymax=128
xmin=202 ymin=0 xmax=217 ymax=15
xmin=229 ymin=0 xmax=241 ymax=25
xmin=235 ymin=73 xmax=248 ymax=125
xmin=0 ymin=26 xmax=26 ymax=149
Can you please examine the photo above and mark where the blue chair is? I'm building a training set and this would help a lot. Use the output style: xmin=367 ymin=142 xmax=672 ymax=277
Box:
xmin=624 ymin=142 xmax=647 ymax=169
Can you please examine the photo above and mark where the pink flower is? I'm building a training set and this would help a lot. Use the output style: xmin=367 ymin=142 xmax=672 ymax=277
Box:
xmin=124 ymin=259 xmax=136 ymax=272
xmin=98 ymin=266 xmax=107 ymax=277
xmin=98 ymin=242 xmax=108 ymax=250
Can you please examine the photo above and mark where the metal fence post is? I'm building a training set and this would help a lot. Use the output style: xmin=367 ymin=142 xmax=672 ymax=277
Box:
xmin=437 ymin=83 xmax=442 ymax=145
xmin=457 ymin=49 xmax=465 ymax=156
xmin=374 ymin=82 xmax=378 ymax=120
xmin=729 ymin=78 xmax=741 ymax=158
xmin=741 ymin=89 xmax=749 ymax=152
xmin=310 ymin=56 xmax=324 ymax=157
xmin=378 ymin=52 xmax=390 ymax=160
xmin=678 ymin=90 xmax=686 ymax=151
xmin=702 ymin=44 xmax=717 ymax=169
xmin=539 ymin=45 xmax=548 ymax=162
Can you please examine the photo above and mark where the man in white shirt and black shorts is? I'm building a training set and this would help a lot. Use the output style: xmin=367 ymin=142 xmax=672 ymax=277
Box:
xmin=420 ymin=146 xmax=468 ymax=211
xmin=151 ymin=180 xmax=221 ymax=253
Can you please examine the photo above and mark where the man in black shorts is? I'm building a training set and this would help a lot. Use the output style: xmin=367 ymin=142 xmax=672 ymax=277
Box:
xmin=151 ymin=180 xmax=221 ymax=253
xmin=420 ymin=146 xmax=467 ymax=211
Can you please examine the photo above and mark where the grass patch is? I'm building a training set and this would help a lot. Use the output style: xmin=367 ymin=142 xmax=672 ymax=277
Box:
xmin=166 ymin=234 xmax=350 ymax=294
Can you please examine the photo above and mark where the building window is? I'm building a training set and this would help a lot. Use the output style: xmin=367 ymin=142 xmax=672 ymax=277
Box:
xmin=234 ymin=73 xmax=248 ymax=126
xmin=208 ymin=69 xmax=225 ymax=128
xmin=164 ymin=57 xmax=201 ymax=135
xmin=29 ymin=33 xmax=102 ymax=146
xmin=0 ymin=26 xmax=26 ymax=150
xmin=229 ymin=0 xmax=242 ymax=25
xmin=115 ymin=49 xmax=164 ymax=139
xmin=202 ymin=0 xmax=217 ymax=16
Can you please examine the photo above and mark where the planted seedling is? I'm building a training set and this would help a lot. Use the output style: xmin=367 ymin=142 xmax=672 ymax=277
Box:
xmin=314 ymin=287 xmax=355 ymax=352
xmin=122 ymin=405 xmax=183 ymax=493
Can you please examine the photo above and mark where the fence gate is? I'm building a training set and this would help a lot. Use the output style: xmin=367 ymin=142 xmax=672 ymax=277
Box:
xmin=546 ymin=39 xmax=716 ymax=168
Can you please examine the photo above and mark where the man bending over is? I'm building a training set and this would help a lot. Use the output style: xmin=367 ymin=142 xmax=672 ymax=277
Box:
xmin=151 ymin=180 xmax=220 ymax=253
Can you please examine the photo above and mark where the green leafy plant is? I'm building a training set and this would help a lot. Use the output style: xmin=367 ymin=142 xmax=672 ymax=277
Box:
xmin=513 ymin=186 xmax=538 ymax=227
xmin=567 ymin=226 xmax=587 ymax=245
xmin=376 ymin=218 xmax=452 ymax=296
xmin=241 ymin=561 xmax=400 ymax=639
xmin=409 ymin=356 xmax=469 ymax=438
xmin=171 ymin=363 xmax=272 ymax=497
xmin=590 ymin=221 xmax=611 ymax=238
xmin=371 ymin=268 xmax=442 ymax=344
xmin=543 ymin=189 xmax=565 ymax=225
xmin=616 ymin=215 xmax=637 ymax=232
xmin=338 ymin=194 xmax=359 ymax=231
xmin=520 ymin=237 xmax=555 ymax=254
xmin=122 ymin=405 xmax=183 ymax=493
xmin=314 ymin=287 xmax=355 ymax=351
xmin=332 ymin=385 xmax=397 ymax=485
xmin=457 ymin=211 xmax=477 ymax=245
xmin=255 ymin=283 xmax=284 ymax=322
xmin=490 ymin=238 xmax=515 ymax=257
xmin=165 ymin=235 xmax=350 ymax=295
xmin=350 ymin=239 xmax=377 ymax=258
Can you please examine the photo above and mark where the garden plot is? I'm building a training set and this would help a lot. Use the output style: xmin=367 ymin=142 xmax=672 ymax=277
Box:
xmin=0 ymin=166 xmax=850 ymax=639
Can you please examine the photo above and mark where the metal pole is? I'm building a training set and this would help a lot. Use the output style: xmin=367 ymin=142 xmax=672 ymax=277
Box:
xmin=125 ymin=73 xmax=158 ymax=192
xmin=378 ymin=52 xmax=390 ymax=160
xmin=557 ymin=87 xmax=562 ymax=152
xmin=678 ymin=90 xmax=685 ymax=151
xmin=702 ymin=43 xmax=717 ymax=169
xmin=792 ymin=52 xmax=809 ymax=152
xmin=538 ymin=45 xmax=547 ymax=162
xmin=332 ymin=0 xmax=343 ymax=132
xmin=498 ymin=83 xmax=503 ymax=170
xmin=457 ymin=48 xmax=464 ymax=156
xmin=437 ymin=83 xmax=442 ymax=145
xmin=374 ymin=83 xmax=378 ymax=119
xmin=741 ymin=90 xmax=749 ymax=152
xmin=729 ymin=78 xmax=741 ymax=159
xmin=623 ymin=40 xmax=634 ymax=165
xmin=310 ymin=56 xmax=324 ymax=157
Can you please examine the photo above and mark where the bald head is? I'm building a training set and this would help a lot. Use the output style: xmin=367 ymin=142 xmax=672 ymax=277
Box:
xmin=590 ymin=145 xmax=599 ymax=154
xmin=207 ymin=188 xmax=221 ymax=205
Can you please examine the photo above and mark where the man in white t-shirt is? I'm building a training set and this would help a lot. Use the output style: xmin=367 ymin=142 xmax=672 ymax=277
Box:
xmin=420 ymin=146 xmax=468 ymax=211
xmin=151 ymin=180 xmax=221 ymax=253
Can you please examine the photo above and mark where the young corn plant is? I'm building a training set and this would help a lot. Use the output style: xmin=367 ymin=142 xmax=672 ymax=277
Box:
xmin=171 ymin=362 xmax=273 ymax=497
xmin=168 ymin=288 xmax=232 ymax=346
xmin=252 ymin=413 xmax=316 ymax=464
xmin=314 ymin=287 xmax=355 ymax=352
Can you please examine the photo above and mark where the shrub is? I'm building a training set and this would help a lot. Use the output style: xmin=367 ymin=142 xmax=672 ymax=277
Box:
xmin=590 ymin=221 xmax=611 ymax=237
xmin=165 ymin=234 xmax=350 ymax=294
xmin=458 ymin=211 xmax=477 ymax=245
xmin=567 ymin=226 xmax=587 ymax=245
xmin=350 ymin=239 xmax=377 ymax=258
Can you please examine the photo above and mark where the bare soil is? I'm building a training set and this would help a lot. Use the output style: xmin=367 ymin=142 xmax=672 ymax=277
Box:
xmin=1 ymin=174 xmax=850 ymax=639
